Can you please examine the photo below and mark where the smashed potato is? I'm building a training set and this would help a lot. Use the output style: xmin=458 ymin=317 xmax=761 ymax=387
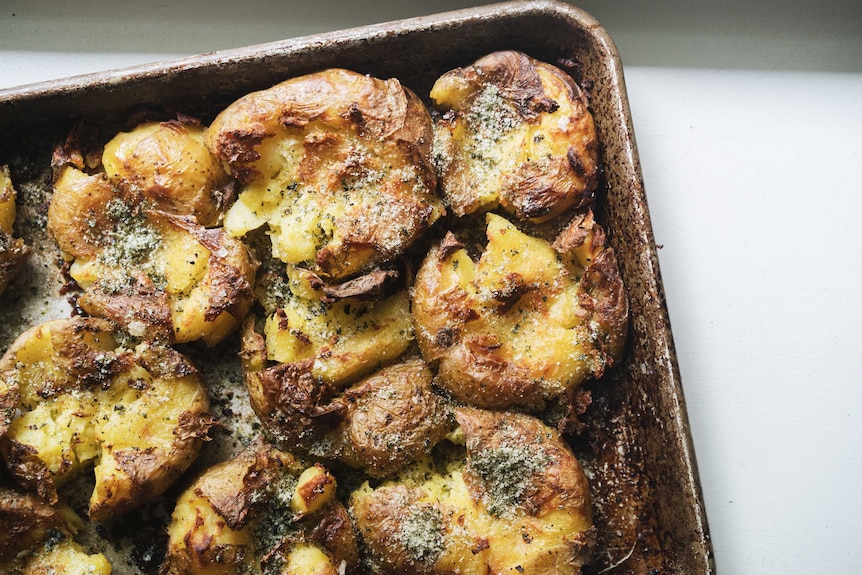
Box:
xmin=0 ymin=487 xmax=110 ymax=574
xmin=350 ymin=408 xmax=595 ymax=575
xmin=162 ymin=439 xmax=359 ymax=575
xmin=0 ymin=166 xmax=30 ymax=295
xmin=101 ymin=120 xmax=235 ymax=227
xmin=0 ymin=318 xmax=212 ymax=521
xmin=49 ymin=161 xmax=256 ymax=346
xmin=252 ymin=263 xmax=413 ymax=388
xmin=412 ymin=211 xmax=627 ymax=411
xmin=207 ymin=68 xmax=444 ymax=280
xmin=244 ymin=308 xmax=452 ymax=477
xmin=431 ymin=50 xmax=598 ymax=222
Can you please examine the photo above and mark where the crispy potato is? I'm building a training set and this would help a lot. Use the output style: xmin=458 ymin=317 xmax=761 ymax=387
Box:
xmin=350 ymin=408 xmax=595 ymax=575
xmin=253 ymin=263 xmax=413 ymax=388
xmin=49 ymin=165 xmax=257 ymax=346
xmin=243 ymin=313 xmax=452 ymax=477
xmin=0 ymin=486 xmax=66 ymax=563
xmin=102 ymin=120 xmax=234 ymax=227
xmin=18 ymin=538 xmax=111 ymax=575
xmin=0 ymin=318 xmax=212 ymax=521
xmin=161 ymin=439 xmax=359 ymax=575
xmin=0 ymin=486 xmax=111 ymax=574
xmin=0 ymin=166 xmax=31 ymax=295
xmin=412 ymin=211 xmax=627 ymax=411
xmin=431 ymin=51 xmax=598 ymax=222
xmin=207 ymin=68 xmax=444 ymax=281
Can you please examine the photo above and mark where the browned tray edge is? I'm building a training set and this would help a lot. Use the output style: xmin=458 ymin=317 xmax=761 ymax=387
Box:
xmin=0 ymin=1 xmax=715 ymax=573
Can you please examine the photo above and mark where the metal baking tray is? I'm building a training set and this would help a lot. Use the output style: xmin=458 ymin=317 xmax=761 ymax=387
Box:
xmin=0 ymin=1 xmax=714 ymax=573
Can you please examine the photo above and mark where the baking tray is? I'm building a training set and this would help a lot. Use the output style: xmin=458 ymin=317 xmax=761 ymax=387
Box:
xmin=0 ymin=1 xmax=714 ymax=573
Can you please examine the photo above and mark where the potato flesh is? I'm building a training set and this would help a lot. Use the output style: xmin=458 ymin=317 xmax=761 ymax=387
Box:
xmin=165 ymin=456 xmax=341 ymax=575
xmin=419 ymin=213 xmax=595 ymax=399
xmin=166 ymin=485 xmax=255 ymax=575
xmin=1 ymin=320 xmax=208 ymax=519
xmin=69 ymin=216 xmax=209 ymax=297
xmin=51 ymin=166 xmax=253 ymax=345
xmin=0 ymin=166 xmax=17 ymax=234
xmin=263 ymin=266 xmax=413 ymax=387
xmin=222 ymin=119 xmax=440 ymax=279
xmin=21 ymin=539 xmax=111 ymax=575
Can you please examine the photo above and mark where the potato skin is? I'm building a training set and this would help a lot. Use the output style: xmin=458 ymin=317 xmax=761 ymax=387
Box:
xmin=102 ymin=120 xmax=234 ymax=227
xmin=208 ymin=68 xmax=444 ymax=280
xmin=0 ymin=487 xmax=65 ymax=563
xmin=337 ymin=358 xmax=454 ymax=477
xmin=431 ymin=50 xmax=598 ymax=222
xmin=350 ymin=408 xmax=595 ymax=575
xmin=412 ymin=212 xmax=627 ymax=411
xmin=161 ymin=439 xmax=360 ymax=575
xmin=0 ymin=318 xmax=212 ymax=521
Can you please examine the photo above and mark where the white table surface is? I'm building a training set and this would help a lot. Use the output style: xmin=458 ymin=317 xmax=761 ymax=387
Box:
xmin=2 ymin=1 xmax=861 ymax=574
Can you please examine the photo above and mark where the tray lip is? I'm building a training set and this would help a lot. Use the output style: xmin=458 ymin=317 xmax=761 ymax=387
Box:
xmin=0 ymin=0 xmax=608 ymax=101
xmin=0 ymin=1 xmax=714 ymax=572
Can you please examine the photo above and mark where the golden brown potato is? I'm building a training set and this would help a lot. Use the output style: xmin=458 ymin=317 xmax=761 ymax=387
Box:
xmin=0 ymin=166 xmax=31 ymax=295
xmin=0 ymin=318 xmax=213 ymax=521
xmin=0 ymin=487 xmax=111 ymax=574
xmin=17 ymin=538 xmax=111 ymax=575
xmin=102 ymin=120 xmax=235 ymax=227
xmin=412 ymin=211 xmax=627 ymax=411
xmin=350 ymin=408 xmax=595 ymax=575
xmin=243 ymin=313 xmax=452 ymax=477
xmin=253 ymin=263 xmax=413 ymax=388
xmin=207 ymin=68 xmax=444 ymax=281
xmin=49 ymin=164 xmax=257 ymax=346
xmin=161 ymin=439 xmax=359 ymax=575
xmin=431 ymin=50 xmax=598 ymax=222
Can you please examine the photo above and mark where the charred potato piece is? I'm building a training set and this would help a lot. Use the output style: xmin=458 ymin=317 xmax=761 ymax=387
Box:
xmin=208 ymin=68 xmax=444 ymax=281
xmin=0 ymin=487 xmax=110 ymax=574
xmin=102 ymin=120 xmax=233 ymax=227
xmin=412 ymin=212 xmax=627 ymax=411
xmin=0 ymin=318 xmax=212 ymax=521
xmin=254 ymin=264 xmax=413 ymax=388
xmin=244 ymin=324 xmax=452 ymax=477
xmin=431 ymin=50 xmax=598 ymax=222
xmin=0 ymin=486 xmax=66 ymax=563
xmin=350 ymin=408 xmax=595 ymax=575
xmin=0 ymin=166 xmax=30 ymax=295
xmin=162 ymin=439 xmax=359 ymax=575
xmin=49 ymin=165 xmax=256 ymax=346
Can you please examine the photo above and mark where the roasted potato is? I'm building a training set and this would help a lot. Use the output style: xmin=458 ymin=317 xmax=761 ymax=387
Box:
xmin=102 ymin=120 xmax=235 ymax=227
xmin=49 ymin=163 xmax=257 ymax=346
xmin=0 ymin=166 xmax=31 ymax=295
xmin=161 ymin=439 xmax=360 ymax=575
xmin=252 ymin=263 xmax=413 ymax=388
xmin=207 ymin=68 xmax=444 ymax=281
xmin=431 ymin=50 xmax=598 ymax=222
xmin=350 ymin=408 xmax=595 ymax=575
xmin=0 ymin=486 xmax=111 ymax=574
xmin=243 ymin=310 xmax=452 ymax=478
xmin=412 ymin=211 xmax=627 ymax=411
xmin=0 ymin=318 xmax=213 ymax=521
